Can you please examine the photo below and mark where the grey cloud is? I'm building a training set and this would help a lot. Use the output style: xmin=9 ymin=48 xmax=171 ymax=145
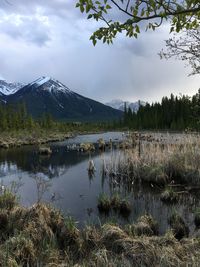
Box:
xmin=0 ymin=0 xmax=79 ymax=19
xmin=0 ymin=1 xmax=88 ymax=45
xmin=0 ymin=15 xmax=51 ymax=46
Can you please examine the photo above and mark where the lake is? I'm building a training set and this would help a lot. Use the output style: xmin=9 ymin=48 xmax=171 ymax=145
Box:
xmin=0 ymin=131 xmax=198 ymax=235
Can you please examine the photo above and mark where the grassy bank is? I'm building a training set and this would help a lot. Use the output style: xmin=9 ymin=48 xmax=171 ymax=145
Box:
xmin=0 ymin=122 xmax=119 ymax=149
xmin=0 ymin=190 xmax=200 ymax=266
xmin=0 ymin=129 xmax=73 ymax=148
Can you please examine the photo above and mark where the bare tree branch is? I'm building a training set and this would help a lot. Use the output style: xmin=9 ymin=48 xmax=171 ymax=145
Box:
xmin=160 ymin=28 xmax=200 ymax=75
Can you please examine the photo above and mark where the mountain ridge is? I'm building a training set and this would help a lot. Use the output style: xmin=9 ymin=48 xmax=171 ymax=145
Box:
xmin=0 ymin=77 xmax=123 ymax=122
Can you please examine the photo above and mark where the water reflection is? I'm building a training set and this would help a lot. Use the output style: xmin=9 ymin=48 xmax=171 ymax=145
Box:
xmin=0 ymin=147 xmax=98 ymax=179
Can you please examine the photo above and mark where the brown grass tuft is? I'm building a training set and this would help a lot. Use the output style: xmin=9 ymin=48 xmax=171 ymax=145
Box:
xmin=133 ymin=215 xmax=159 ymax=237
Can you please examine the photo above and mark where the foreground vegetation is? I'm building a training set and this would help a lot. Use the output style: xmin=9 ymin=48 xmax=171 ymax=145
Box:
xmin=1 ymin=190 xmax=200 ymax=266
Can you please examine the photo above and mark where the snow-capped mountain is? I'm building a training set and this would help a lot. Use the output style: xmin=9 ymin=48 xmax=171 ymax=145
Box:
xmin=0 ymin=80 xmax=24 ymax=95
xmin=4 ymin=77 xmax=123 ymax=121
xmin=28 ymin=77 xmax=73 ymax=94
xmin=106 ymin=99 xmax=146 ymax=113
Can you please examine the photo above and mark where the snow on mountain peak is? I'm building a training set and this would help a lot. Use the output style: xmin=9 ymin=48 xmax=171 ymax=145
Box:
xmin=106 ymin=99 xmax=146 ymax=112
xmin=30 ymin=76 xmax=72 ymax=94
xmin=30 ymin=76 xmax=51 ymax=87
xmin=35 ymin=76 xmax=51 ymax=86
xmin=0 ymin=80 xmax=24 ymax=95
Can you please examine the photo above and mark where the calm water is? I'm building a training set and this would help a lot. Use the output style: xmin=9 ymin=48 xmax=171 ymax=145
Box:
xmin=0 ymin=131 xmax=198 ymax=235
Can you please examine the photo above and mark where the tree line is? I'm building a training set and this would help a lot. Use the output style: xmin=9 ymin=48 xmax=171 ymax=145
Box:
xmin=0 ymin=103 xmax=116 ymax=132
xmin=124 ymin=89 xmax=200 ymax=131
xmin=0 ymin=103 xmax=58 ymax=131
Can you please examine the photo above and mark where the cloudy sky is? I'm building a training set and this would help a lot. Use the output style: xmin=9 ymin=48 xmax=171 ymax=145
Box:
xmin=0 ymin=0 xmax=199 ymax=103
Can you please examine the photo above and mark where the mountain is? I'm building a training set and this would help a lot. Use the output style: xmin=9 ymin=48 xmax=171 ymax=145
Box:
xmin=0 ymin=80 xmax=24 ymax=95
xmin=106 ymin=99 xmax=146 ymax=113
xmin=5 ymin=77 xmax=123 ymax=121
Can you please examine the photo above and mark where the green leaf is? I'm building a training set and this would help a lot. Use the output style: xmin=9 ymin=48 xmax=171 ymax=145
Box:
xmin=93 ymin=39 xmax=97 ymax=46
xmin=87 ymin=14 xmax=93 ymax=19
xmin=106 ymin=4 xmax=111 ymax=9
xmin=80 ymin=5 xmax=85 ymax=13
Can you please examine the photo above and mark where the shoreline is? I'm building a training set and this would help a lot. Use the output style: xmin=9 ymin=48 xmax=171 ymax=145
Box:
xmin=0 ymin=130 xmax=74 ymax=149
xmin=0 ymin=129 xmax=123 ymax=149
xmin=0 ymin=129 xmax=199 ymax=150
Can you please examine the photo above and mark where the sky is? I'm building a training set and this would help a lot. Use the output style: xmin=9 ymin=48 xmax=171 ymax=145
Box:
xmin=0 ymin=0 xmax=199 ymax=104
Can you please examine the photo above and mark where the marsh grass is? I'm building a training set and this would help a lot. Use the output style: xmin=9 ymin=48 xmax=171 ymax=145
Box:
xmin=160 ymin=187 xmax=178 ymax=204
xmin=169 ymin=211 xmax=189 ymax=240
xmin=132 ymin=215 xmax=159 ymax=237
xmin=98 ymin=193 xmax=132 ymax=217
xmin=97 ymin=193 xmax=111 ymax=214
xmin=0 ymin=195 xmax=75 ymax=266
xmin=106 ymin=133 xmax=200 ymax=193
xmin=0 ymin=190 xmax=18 ymax=210
xmin=110 ymin=193 xmax=121 ymax=210
xmin=0 ymin=191 xmax=200 ymax=266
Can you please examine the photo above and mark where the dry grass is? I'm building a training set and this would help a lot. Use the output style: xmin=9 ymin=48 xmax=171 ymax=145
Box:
xmin=127 ymin=215 xmax=159 ymax=237
xmin=106 ymin=133 xmax=200 ymax=191
xmin=1 ymin=190 xmax=200 ymax=266
xmin=97 ymin=193 xmax=132 ymax=217
xmin=0 ymin=130 xmax=72 ymax=148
